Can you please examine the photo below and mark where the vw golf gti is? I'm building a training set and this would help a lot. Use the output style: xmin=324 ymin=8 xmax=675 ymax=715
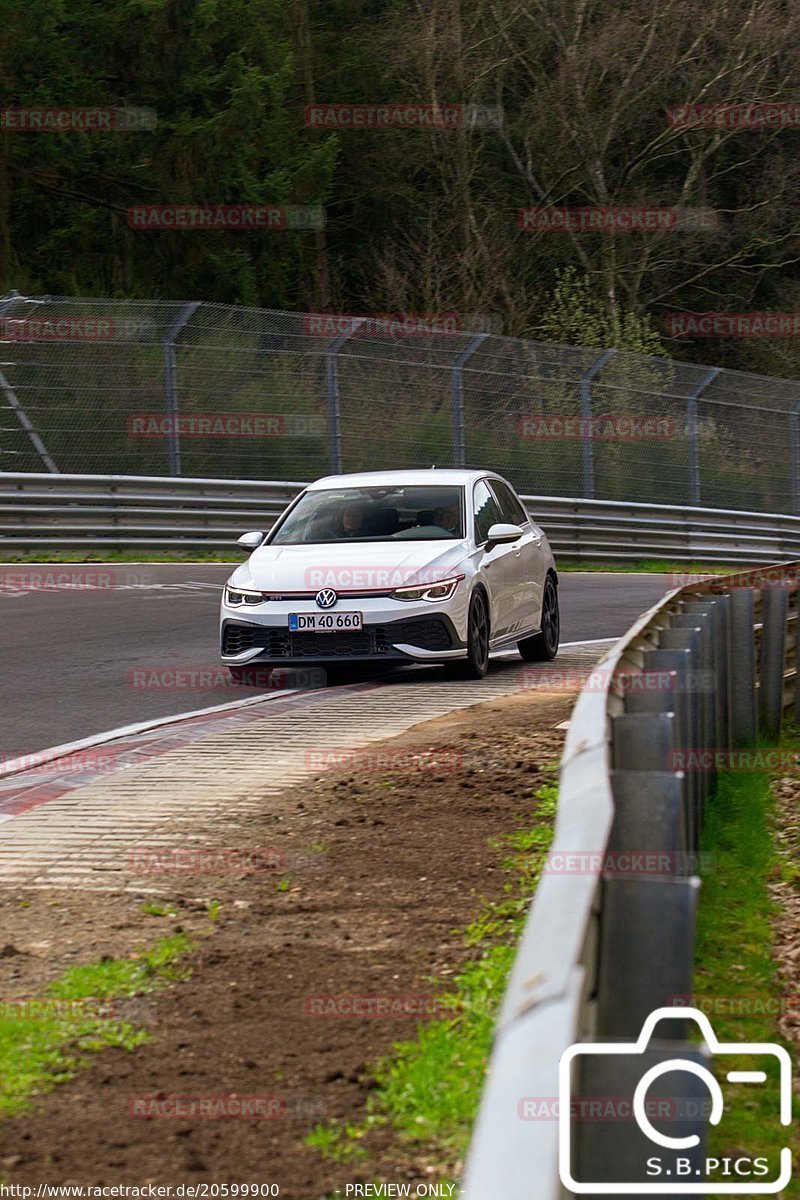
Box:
xmin=220 ymin=469 xmax=559 ymax=681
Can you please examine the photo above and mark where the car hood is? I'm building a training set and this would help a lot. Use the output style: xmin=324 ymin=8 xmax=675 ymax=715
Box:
xmin=229 ymin=539 xmax=469 ymax=592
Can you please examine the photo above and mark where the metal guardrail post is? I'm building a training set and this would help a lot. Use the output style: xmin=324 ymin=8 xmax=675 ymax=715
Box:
xmin=451 ymin=334 xmax=488 ymax=468
xmin=686 ymin=366 xmax=720 ymax=506
xmin=579 ymin=348 xmax=616 ymax=499
xmin=644 ymin=647 xmax=698 ymax=849
xmin=791 ymin=402 xmax=800 ymax=516
xmin=658 ymin=625 xmax=709 ymax=812
xmin=0 ymin=293 xmax=59 ymax=474
xmin=684 ymin=597 xmax=730 ymax=750
xmin=596 ymin=875 xmax=700 ymax=1037
xmin=729 ymin=589 xmax=757 ymax=743
xmin=163 ymin=301 xmax=200 ymax=477
xmin=324 ymin=319 xmax=365 ymax=474
xmin=759 ymin=586 xmax=788 ymax=739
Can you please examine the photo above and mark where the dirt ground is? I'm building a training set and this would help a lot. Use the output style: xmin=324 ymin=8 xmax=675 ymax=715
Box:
xmin=770 ymin=774 xmax=800 ymax=1057
xmin=0 ymin=689 xmax=572 ymax=1198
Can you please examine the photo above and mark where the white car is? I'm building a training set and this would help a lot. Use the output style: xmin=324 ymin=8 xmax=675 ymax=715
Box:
xmin=220 ymin=469 xmax=559 ymax=681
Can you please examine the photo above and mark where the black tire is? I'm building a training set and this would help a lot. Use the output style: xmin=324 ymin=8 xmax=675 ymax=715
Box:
xmin=518 ymin=575 xmax=560 ymax=661
xmin=446 ymin=590 xmax=490 ymax=679
xmin=228 ymin=663 xmax=274 ymax=687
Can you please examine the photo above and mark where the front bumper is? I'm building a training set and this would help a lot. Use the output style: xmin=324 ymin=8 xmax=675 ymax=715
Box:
xmin=220 ymin=592 xmax=469 ymax=665
xmin=221 ymin=613 xmax=465 ymax=664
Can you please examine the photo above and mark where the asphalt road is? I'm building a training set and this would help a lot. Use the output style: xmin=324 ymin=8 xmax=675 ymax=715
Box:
xmin=0 ymin=565 xmax=671 ymax=760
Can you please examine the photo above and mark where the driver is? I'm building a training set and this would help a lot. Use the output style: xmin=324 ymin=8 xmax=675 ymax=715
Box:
xmin=432 ymin=503 xmax=460 ymax=534
xmin=339 ymin=502 xmax=366 ymax=537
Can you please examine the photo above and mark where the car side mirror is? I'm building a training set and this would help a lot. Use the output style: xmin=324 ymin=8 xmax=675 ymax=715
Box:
xmin=486 ymin=522 xmax=523 ymax=547
xmin=237 ymin=531 xmax=264 ymax=551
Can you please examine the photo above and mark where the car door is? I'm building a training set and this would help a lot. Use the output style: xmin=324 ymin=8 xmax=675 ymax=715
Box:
xmin=487 ymin=477 xmax=545 ymax=636
xmin=472 ymin=478 xmax=517 ymax=638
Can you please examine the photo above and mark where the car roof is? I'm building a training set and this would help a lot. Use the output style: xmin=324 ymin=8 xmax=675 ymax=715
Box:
xmin=306 ymin=469 xmax=505 ymax=491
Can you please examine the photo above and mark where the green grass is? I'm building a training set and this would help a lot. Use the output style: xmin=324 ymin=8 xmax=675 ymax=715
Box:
xmin=0 ymin=933 xmax=191 ymax=1117
xmin=0 ymin=553 xmax=743 ymax=572
xmin=305 ymin=782 xmax=559 ymax=1171
xmin=0 ymin=551 xmax=238 ymax=564
xmin=557 ymin=559 xmax=741 ymax=574
xmin=694 ymin=749 xmax=799 ymax=1190
xmin=140 ymin=900 xmax=177 ymax=917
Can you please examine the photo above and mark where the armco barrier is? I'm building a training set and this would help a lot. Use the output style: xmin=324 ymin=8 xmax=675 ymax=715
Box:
xmin=1 ymin=472 xmax=800 ymax=563
xmin=462 ymin=562 xmax=799 ymax=1197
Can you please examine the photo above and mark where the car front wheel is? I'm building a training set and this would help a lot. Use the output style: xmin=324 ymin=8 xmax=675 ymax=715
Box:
xmin=446 ymin=590 xmax=490 ymax=679
xmin=518 ymin=575 xmax=559 ymax=661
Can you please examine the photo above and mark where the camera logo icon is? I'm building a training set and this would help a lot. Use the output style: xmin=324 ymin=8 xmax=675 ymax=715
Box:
xmin=559 ymin=1006 xmax=792 ymax=1193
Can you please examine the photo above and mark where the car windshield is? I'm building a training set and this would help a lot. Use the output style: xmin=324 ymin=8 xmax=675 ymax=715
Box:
xmin=269 ymin=485 xmax=465 ymax=544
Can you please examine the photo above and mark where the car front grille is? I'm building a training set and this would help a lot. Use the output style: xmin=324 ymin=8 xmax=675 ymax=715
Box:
xmin=222 ymin=616 xmax=454 ymax=659
xmin=221 ymin=624 xmax=290 ymax=657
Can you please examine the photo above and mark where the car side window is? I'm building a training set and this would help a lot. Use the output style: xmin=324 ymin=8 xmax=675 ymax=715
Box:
xmin=490 ymin=479 xmax=529 ymax=526
xmin=473 ymin=480 xmax=504 ymax=544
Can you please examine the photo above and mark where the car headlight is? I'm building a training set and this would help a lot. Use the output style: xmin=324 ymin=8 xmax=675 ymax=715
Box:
xmin=225 ymin=587 xmax=263 ymax=606
xmin=390 ymin=576 xmax=462 ymax=602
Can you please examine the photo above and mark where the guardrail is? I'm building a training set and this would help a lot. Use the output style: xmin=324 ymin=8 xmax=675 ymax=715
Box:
xmin=0 ymin=472 xmax=799 ymax=563
xmin=462 ymin=561 xmax=799 ymax=1196
xmin=0 ymin=473 xmax=306 ymax=551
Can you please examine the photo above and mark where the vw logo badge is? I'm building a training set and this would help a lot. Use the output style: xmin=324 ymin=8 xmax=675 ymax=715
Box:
xmin=315 ymin=588 xmax=338 ymax=609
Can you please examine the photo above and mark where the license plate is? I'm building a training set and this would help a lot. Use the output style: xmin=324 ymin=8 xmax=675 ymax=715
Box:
xmin=289 ymin=611 xmax=364 ymax=633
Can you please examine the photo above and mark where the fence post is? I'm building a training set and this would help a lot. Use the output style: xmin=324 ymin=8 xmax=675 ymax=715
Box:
xmin=451 ymin=333 xmax=488 ymax=468
xmin=0 ymin=292 xmax=59 ymax=473
xmin=759 ymin=586 xmax=788 ymax=740
xmin=163 ymin=301 xmax=200 ymax=477
xmin=579 ymin=348 xmax=616 ymax=499
xmin=325 ymin=319 xmax=365 ymax=474
xmin=791 ymin=402 xmax=800 ymax=516
xmin=685 ymin=366 xmax=720 ymax=506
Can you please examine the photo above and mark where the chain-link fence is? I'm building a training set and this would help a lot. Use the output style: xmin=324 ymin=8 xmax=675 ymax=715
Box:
xmin=1 ymin=291 xmax=798 ymax=514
